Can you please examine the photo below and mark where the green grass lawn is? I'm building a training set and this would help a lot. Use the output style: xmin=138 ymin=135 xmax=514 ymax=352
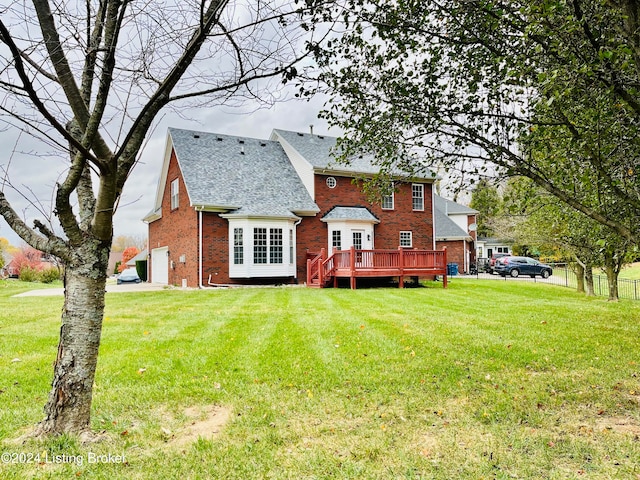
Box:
xmin=619 ymin=262 xmax=640 ymax=280
xmin=0 ymin=280 xmax=639 ymax=479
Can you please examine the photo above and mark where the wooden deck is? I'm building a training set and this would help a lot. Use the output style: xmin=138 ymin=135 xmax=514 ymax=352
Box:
xmin=307 ymin=247 xmax=448 ymax=289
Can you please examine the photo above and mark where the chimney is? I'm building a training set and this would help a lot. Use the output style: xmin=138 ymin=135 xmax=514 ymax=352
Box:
xmin=309 ymin=124 xmax=314 ymax=135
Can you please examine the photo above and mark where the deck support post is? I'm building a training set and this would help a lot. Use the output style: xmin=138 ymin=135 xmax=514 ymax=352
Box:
xmin=442 ymin=247 xmax=448 ymax=288
xmin=350 ymin=246 xmax=356 ymax=289
xmin=398 ymin=246 xmax=404 ymax=288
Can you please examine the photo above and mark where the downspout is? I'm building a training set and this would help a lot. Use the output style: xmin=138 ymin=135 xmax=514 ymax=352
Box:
xmin=197 ymin=207 xmax=205 ymax=289
xmin=431 ymin=188 xmax=436 ymax=250
xmin=294 ymin=217 xmax=302 ymax=282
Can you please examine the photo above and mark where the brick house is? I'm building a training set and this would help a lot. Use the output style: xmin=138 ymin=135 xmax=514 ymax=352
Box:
xmin=144 ymin=128 xmax=439 ymax=287
xmin=433 ymin=195 xmax=478 ymax=274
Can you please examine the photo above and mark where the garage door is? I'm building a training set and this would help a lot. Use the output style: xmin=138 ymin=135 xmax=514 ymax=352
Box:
xmin=151 ymin=247 xmax=169 ymax=284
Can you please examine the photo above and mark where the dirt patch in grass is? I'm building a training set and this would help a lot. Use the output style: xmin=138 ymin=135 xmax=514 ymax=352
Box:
xmin=163 ymin=405 xmax=232 ymax=447
xmin=595 ymin=416 xmax=640 ymax=436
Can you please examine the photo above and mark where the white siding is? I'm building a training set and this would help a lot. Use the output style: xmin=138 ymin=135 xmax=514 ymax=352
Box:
xmin=270 ymin=132 xmax=315 ymax=198
xmin=324 ymin=220 xmax=375 ymax=254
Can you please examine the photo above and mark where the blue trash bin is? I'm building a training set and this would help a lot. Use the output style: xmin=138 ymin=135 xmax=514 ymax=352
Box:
xmin=447 ymin=263 xmax=458 ymax=276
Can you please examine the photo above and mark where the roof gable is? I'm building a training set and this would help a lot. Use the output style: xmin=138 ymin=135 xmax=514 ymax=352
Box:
xmin=321 ymin=206 xmax=380 ymax=223
xmin=433 ymin=195 xmax=475 ymax=239
xmin=433 ymin=195 xmax=478 ymax=215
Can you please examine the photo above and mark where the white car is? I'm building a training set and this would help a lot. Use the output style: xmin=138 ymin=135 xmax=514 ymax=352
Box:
xmin=117 ymin=268 xmax=141 ymax=284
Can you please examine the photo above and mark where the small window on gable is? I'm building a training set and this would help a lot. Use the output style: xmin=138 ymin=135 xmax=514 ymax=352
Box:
xmin=400 ymin=231 xmax=413 ymax=248
xmin=326 ymin=177 xmax=337 ymax=188
xmin=170 ymin=179 xmax=179 ymax=210
xmin=412 ymin=184 xmax=424 ymax=211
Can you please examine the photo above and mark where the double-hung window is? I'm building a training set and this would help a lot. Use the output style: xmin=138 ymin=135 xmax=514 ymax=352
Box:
xmin=170 ymin=179 xmax=179 ymax=210
xmin=269 ymin=228 xmax=283 ymax=264
xmin=400 ymin=231 xmax=413 ymax=248
xmin=412 ymin=184 xmax=424 ymax=211
xmin=233 ymin=228 xmax=244 ymax=265
xmin=253 ymin=228 xmax=267 ymax=264
xmin=382 ymin=191 xmax=394 ymax=210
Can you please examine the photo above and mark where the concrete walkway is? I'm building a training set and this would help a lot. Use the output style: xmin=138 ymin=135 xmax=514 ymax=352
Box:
xmin=13 ymin=282 xmax=169 ymax=297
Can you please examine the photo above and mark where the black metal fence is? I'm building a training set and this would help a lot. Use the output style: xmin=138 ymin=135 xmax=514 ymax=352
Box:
xmin=468 ymin=264 xmax=640 ymax=300
xmin=546 ymin=265 xmax=640 ymax=300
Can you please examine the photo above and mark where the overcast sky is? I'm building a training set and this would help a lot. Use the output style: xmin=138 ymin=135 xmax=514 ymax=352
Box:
xmin=0 ymin=94 xmax=333 ymax=248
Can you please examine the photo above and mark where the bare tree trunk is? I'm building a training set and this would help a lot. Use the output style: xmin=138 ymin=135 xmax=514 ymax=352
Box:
xmin=603 ymin=251 xmax=620 ymax=302
xmin=584 ymin=260 xmax=595 ymax=297
xmin=36 ymin=239 xmax=110 ymax=436
xmin=574 ymin=261 xmax=585 ymax=293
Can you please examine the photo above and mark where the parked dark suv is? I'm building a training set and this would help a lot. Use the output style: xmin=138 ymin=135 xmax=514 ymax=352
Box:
xmin=494 ymin=256 xmax=553 ymax=278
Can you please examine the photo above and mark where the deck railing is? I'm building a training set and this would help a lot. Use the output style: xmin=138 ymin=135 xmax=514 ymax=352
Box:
xmin=307 ymin=247 xmax=448 ymax=289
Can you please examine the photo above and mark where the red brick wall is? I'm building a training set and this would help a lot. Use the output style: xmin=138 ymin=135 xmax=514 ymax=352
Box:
xmin=150 ymin=152 xmax=437 ymax=285
xmin=296 ymin=175 xmax=435 ymax=280
xmin=200 ymin=213 xmax=231 ymax=285
xmin=148 ymin=150 xmax=199 ymax=287
xmin=435 ymin=239 xmax=476 ymax=274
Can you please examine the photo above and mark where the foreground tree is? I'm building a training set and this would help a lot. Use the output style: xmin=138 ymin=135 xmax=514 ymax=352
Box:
xmin=0 ymin=0 xmax=327 ymax=437
xmin=469 ymin=179 xmax=501 ymax=238
xmin=310 ymin=0 xmax=640 ymax=242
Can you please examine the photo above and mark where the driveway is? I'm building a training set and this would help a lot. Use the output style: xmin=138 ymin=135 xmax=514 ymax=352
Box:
xmin=13 ymin=282 xmax=169 ymax=297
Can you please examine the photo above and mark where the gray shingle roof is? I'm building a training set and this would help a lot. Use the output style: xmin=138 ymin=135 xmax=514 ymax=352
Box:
xmin=433 ymin=195 xmax=478 ymax=215
xmin=321 ymin=206 xmax=380 ymax=223
xmin=169 ymin=128 xmax=319 ymax=217
xmin=272 ymin=129 xmax=437 ymax=180
xmin=433 ymin=195 xmax=475 ymax=239
xmin=434 ymin=208 xmax=469 ymax=239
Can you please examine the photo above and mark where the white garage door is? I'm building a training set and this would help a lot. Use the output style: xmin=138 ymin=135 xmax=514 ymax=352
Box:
xmin=151 ymin=247 xmax=169 ymax=284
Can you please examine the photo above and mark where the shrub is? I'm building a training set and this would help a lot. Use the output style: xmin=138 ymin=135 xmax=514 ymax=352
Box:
xmin=39 ymin=267 xmax=61 ymax=284
xmin=136 ymin=260 xmax=148 ymax=282
xmin=18 ymin=266 xmax=39 ymax=282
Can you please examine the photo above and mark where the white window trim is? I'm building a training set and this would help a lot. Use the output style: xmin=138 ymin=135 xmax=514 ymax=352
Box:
xmin=226 ymin=218 xmax=297 ymax=278
xmin=382 ymin=191 xmax=394 ymax=210
xmin=170 ymin=179 xmax=179 ymax=210
xmin=412 ymin=184 xmax=424 ymax=211
xmin=400 ymin=231 xmax=413 ymax=248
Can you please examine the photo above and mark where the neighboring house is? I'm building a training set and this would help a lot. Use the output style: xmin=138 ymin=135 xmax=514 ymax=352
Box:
xmin=1 ymin=253 xmax=17 ymax=278
xmin=475 ymin=237 xmax=512 ymax=260
xmin=144 ymin=128 xmax=439 ymax=287
xmin=125 ymin=249 xmax=148 ymax=268
xmin=108 ymin=250 xmax=123 ymax=275
xmin=433 ymin=195 xmax=478 ymax=274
